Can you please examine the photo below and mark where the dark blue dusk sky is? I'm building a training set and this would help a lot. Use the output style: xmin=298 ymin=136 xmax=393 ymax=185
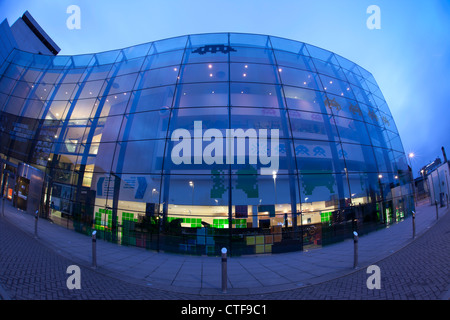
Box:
xmin=1 ymin=0 xmax=449 ymax=177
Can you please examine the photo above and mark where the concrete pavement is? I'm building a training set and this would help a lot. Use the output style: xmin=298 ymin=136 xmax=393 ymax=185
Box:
xmin=0 ymin=197 xmax=448 ymax=298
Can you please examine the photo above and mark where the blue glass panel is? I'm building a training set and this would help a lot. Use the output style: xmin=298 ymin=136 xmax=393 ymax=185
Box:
xmin=279 ymin=66 xmax=319 ymax=90
xmin=168 ymin=107 xmax=229 ymax=137
xmin=305 ymin=44 xmax=339 ymax=65
xmin=110 ymin=57 xmax=145 ymax=76
xmin=138 ymin=66 xmax=179 ymax=89
xmin=121 ymin=42 xmax=152 ymax=60
xmin=177 ymin=83 xmax=228 ymax=107
xmin=289 ymin=110 xmax=339 ymax=141
xmin=0 ymin=77 xmax=16 ymax=94
xmin=84 ymin=64 xmax=112 ymax=81
xmin=142 ymin=50 xmax=184 ymax=70
xmin=71 ymin=54 xmax=94 ymax=68
xmin=231 ymin=62 xmax=278 ymax=84
xmin=230 ymin=33 xmax=270 ymax=48
xmin=231 ymin=83 xmax=282 ymax=108
xmin=341 ymin=143 xmax=377 ymax=172
xmin=119 ymin=110 xmax=169 ymax=141
xmin=78 ymin=80 xmax=105 ymax=99
xmin=299 ymin=173 xmax=350 ymax=204
xmin=335 ymin=117 xmax=371 ymax=145
xmin=187 ymin=33 xmax=229 ymax=48
xmin=270 ymin=36 xmax=307 ymax=54
xmin=127 ymin=86 xmax=175 ymax=113
xmin=93 ymin=142 xmax=115 ymax=173
xmin=181 ymin=63 xmax=228 ymax=83
xmin=283 ymin=86 xmax=325 ymax=113
xmin=149 ymin=36 xmax=187 ymax=54
xmin=68 ymin=98 xmax=97 ymax=119
xmin=102 ymin=92 xmax=130 ymax=116
xmin=231 ymin=107 xmax=288 ymax=138
xmin=294 ymin=139 xmax=345 ymax=173
xmin=230 ymin=46 xmax=275 ymax=64
xmin=313 ymin=59 xmax=347 ymax=81
xmin=107 ymin=73 xmax=138 ymax=94
xmin=273 ymin=50 xmax=315 ymax=71
xmin=112 ymin=139 xmax=165 ymax=174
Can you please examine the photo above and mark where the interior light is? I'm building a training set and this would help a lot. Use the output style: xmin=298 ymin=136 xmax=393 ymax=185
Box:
xmin=303 ymin=82 xmax=307 ymax=85
xmin=243 ymin=73 xmax=247 ymax=77
xmin=208 ymin=64 xmax=212 ymax=69
xmin=278 ymin=68 xmax=282 ymax=72
xmin=209 ymin=73 xmax=213 ymax=77
xmin=174 ymin=67 xmax=177 ymax=71
xmin=244 ymin=65 xmax=248 ymax=68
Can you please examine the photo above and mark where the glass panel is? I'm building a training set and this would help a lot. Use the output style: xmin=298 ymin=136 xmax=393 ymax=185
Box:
xmin=78 ymin=80 xmax=105 ymax=99
xmin=283 ymin=86 xmax=326 ymax=113
xmin=274 ymin=50 xmax=315 ymax=71
xmin=320 ymin=76 xmax=353 ymax=99
xmin=305 ymin=44 xmax=339 ymax=65
xmin=288 ymin=110 xmax=339 ymax=141
xmin=336 ymin=116 xmax=371 ymax=145
xmin=102 ymin=92 xmax=130 ymax=116
xmin=119 ymin=110 xmax=169 ymax=141
xmin=230 ymin=83 xmax=282 ymax=108
xmin=181 ymin=62 xmax=228 ymax=83
xmin=313 ymin=59 xmax=347 ymax=81
xmin=177 ymin=83 xmax=228 ymax=107
xmin=107 ymin=73 xmax=138 ymax=94
xmin=230 ymin=63 xmax=279 ymax=84
xmin=149 ymin=35 xmax=187 ymax=54
xmin=270 ymin=36 xmax=305 ymax=54
xmin=84 ymin=64 xmax=113 ymax=81
xmin=42 ymin=100 xmax=69 ymax=120
xmin=230 ymin=33 xmax=270 ymax=48
xmin=121 ymin=42 xmax=152 ymax=60
xmin=294 ymin=139 xmax=345 ymax=173
xmin=138 ymin=66 xmax=179 ymax=89
xmin=231 ymin=107 xmax=287 ymax=138
xmin=112 ymin=139 xmax=165 ymax=174
xmin=110 ymin=57 xmax=145 ymax=76
xmin=341 ymin=143 xmax=377 ymax=173
xmin=299 ymin=172 xmax=350 ymax=209
xmin=67 ymin=98 xmax=97 ymax=120
xmin=279 ymin=66 xmax=319 ymax=90
xmin=127 ymin=86 xmax=175 ymax=113
xmin=230 ymin=46 xmax=275 ymax=64
xmin=168 ymin=107 xmax=229 ymax=137
xmin=142 ymin=50 xmax=184 ymax=70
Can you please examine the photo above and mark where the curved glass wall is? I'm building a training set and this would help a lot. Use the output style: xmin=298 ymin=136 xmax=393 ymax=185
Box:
xmin=0 ymin=33 xmax=414 ymax=255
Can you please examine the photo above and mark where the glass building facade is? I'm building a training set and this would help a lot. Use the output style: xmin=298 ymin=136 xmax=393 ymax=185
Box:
xmin=0 ymin=32 xmax=414 ymax=255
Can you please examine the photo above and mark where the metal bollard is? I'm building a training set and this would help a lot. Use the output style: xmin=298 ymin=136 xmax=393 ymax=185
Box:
xmin=435 ymin=200 xmax=439 ymax=220
xmin=34 ymin=210 xmax=39 ymax=239
xmin=92 ymin=231 xmax=97 ymax=269
xmin=221 ymin=247 xmax=227 ymax=293
xmin=412 ymin=211 xmax=416 ymax=239
xmin=2 ymin=197 xmax=4 ymax=217
xmin=353 ymin=231 xmax=358 ymax=269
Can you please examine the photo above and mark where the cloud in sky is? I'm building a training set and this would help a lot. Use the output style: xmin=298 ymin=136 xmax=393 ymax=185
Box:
xmin=1 ymin=0 xmax=449 ymax=176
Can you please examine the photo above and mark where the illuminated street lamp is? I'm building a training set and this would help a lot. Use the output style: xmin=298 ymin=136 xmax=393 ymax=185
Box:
xmin=408 ymin=153 xmax=417 ymax=206
xmin=189 ymin=181 xmax=194 ymax=206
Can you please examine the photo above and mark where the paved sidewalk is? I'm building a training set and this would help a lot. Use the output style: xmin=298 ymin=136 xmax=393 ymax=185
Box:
xmin=0 ymin=198 xmax=448 ymax=296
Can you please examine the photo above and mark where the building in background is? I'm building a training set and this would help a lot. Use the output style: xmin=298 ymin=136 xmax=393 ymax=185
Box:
xmin=0 ymin=12 xmax=415 ymax=255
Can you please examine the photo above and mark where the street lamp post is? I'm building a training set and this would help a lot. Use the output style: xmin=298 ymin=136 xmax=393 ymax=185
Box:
xmin=272 ymin=171 xmax=277 ymax=221
xmin=189 ymin=181 xmax=194 ymax=207
xmin=378 ymin=174 xmax=384 ymax=224
xmin=408 ymin=153 xmax=417 ymax=207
